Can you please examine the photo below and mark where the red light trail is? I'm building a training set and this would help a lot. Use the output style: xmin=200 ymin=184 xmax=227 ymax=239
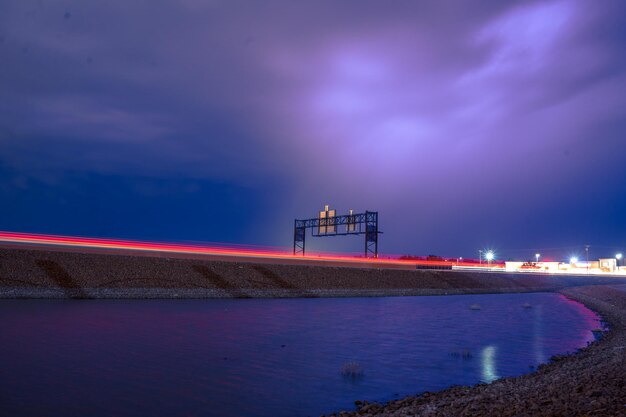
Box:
xmin=0 ymin=231 xmax=496 ymax=269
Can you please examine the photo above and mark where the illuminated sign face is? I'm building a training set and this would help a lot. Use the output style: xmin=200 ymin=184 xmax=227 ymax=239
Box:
xmin=347 ymin=209 xmax=356 ymax=232
xmin=319 ymin=207 xmax=336 ymax=234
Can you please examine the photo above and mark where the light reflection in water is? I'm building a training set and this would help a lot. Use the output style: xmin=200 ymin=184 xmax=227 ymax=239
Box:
xmin=533 ymin=305 xmax=546 ymax=363
xmin=481 ymin=345 xmax=499 ymax=383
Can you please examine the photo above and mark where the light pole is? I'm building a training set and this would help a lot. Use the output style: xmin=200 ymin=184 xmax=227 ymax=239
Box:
xmin=585 ymin=245 xmax=590 ymax=273
xmin=535 ymin=253 xmax=540 ymax=264
xmin=479 ymin=250 xmax=483 ymax=265
xmin=486 ymin=251 xmax=494 ymax=266
xmin=617 ymin=253 xmax=623 ymax=268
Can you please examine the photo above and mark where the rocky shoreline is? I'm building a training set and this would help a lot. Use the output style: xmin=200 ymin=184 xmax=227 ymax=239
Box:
xmin=327 ymin=285 xmax=626 ymax=417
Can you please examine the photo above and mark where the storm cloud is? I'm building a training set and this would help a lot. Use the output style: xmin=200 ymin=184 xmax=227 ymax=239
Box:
xmin=1 ymin=0 xmax=625 ymax=259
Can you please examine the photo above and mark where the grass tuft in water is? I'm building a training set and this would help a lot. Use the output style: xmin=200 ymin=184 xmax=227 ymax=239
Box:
xmin=449 ymin=349 xmax=473 ymax=359
xmin=341 ymin=362 xmax=364 ymax=379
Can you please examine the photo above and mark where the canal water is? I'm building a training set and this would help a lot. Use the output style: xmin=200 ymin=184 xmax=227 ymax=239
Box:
xmin=0 ymin=293 xmax=600 ymax=417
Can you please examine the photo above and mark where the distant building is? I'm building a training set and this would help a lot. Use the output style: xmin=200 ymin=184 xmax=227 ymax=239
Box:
xmin=505 ymin=262 xmax=523 ymax=272
xmin=599 ymin=258 xmax=617 ymax=272
xmin=505 ymin=258 xmax=622 ymax=274
xmin=505 ymin=261 xmax=560 ymax=272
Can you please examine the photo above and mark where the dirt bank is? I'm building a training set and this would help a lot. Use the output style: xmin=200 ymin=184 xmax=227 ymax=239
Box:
xmin=327 ymin=285 xmax=626 ymax=417
xmin=0 ymin=247 xmax=624 ymax=298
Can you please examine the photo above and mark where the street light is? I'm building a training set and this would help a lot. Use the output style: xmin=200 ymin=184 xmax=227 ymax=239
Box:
xmin=570 ymin=257 xmax=578 ymax=264
xmin=535 ymin=253 xmax=540 ymax=263
xmin=479 ymin=250 xmax=483 ymax=265
xmin=485 ymin=251 xmax=494 ymax=265
xmin=617 ymin=253 xmax=623 ymax=267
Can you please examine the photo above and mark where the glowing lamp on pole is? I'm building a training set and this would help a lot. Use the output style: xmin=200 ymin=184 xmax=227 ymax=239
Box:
xmin=617 ymin=253 xmax=623 ymax=267
xmin=485 ymin=251 xmax=494 ymax=266
xmin=535 ymin=253 xmax=540 ymax=263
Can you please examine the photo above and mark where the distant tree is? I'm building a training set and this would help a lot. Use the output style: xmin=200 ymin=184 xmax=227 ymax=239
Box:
xmin=398 ymin=255 xmax=425 ymax=261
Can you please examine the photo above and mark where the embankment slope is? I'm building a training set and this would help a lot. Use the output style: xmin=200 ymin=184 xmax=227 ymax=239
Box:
xmin=0 ymin=247 xmax=623 ymax=298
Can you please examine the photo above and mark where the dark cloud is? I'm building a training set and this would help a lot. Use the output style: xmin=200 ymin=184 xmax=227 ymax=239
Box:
xmin=1 ymin=0 xmax=625 ymax=258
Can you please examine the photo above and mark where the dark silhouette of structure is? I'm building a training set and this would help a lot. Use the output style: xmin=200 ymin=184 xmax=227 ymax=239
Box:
xmin=293 ymin=206 xmax=380 ymax=258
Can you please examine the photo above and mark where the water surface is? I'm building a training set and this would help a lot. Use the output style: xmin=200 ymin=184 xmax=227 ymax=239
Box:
xmin=0 ymin=293 xmax=599 ymax=417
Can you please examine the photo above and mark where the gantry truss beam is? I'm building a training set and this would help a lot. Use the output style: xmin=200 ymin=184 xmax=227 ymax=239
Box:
xmin=293 ymin=211 xmax=379 ymax=258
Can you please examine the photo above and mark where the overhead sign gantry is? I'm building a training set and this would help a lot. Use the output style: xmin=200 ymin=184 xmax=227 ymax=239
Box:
xmin=293 ymin=205 xmax=380 ymax=258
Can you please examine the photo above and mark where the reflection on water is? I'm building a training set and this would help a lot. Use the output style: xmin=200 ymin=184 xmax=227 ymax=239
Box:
xmin=481 ymin=345 xmax=498 ymax=383
xmin=533 ymin=305 xmax=546 ymax=363
xmin=0 ymin=293 xmax=599 ymax=417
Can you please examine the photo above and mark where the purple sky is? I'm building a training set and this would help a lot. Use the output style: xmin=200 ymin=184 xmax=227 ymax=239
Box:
xmin=1 ymin=0 xmax=625 ymax=260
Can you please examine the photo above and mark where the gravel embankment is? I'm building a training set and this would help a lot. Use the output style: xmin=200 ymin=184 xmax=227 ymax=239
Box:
xmin=0 ymin=247 xmax=624 ymax=298
xmin=327 ymin=285 xmax=626 ymax=417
